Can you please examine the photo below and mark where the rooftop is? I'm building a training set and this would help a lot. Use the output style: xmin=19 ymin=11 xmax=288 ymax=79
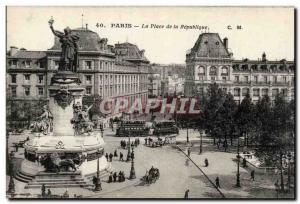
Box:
xmin=189 ymin=33 xmax=231 ymax=58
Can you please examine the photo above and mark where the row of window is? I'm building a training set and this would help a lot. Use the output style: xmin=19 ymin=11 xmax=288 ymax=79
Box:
xmin=197 ymin=66 xmax=229 ymax=76
xmin=10 ymin=74 xmax=44 ymax=84
xmin=197 ymin=87 xmax=294 ymax=98
xmin=9 ymin=60 xmax=45 ymax=69
xmin=10 ymin=86 xmax=44 ymax=97
xmin=233 ymin=88 xmax=294 ymax=97
xmin=234 ymin=75 xmax=294 ymax=84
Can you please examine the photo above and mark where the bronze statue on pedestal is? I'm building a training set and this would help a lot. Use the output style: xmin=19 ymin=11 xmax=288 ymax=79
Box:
xmin=48 ymin=17 xmax=79 ymax=72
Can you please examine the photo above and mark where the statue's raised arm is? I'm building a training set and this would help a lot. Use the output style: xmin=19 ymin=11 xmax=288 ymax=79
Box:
xmin=48 ymin=17 xmax=80 ymax=72
xmin=48 ymin=17 xmax=64 ymax=38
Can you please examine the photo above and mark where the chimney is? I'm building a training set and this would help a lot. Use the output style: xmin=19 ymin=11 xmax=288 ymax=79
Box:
xmin=10 ymin=46 xmax=18 ymax=56
xmin=140 ymin=49 xmax=145 ymax=58
xmin=223 ymin=37 xmax=228 ymax=49
xmin=262 ymin=52 xmax=267 ymax=61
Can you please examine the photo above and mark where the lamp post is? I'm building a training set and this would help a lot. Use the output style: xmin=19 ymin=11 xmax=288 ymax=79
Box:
xmin=126 ymin=132 xmax=131 ymax=162
xmin=199 ymin=130 xmax=203 ymax=154
xmin=7 ymin=149 xmax=15 ymax=195
xmin=287 ymin=152 xmax=292 ymax=191
xmin=94 ymin=150 xmax=102 ymax=191
xmin=236 ymin=136 xmax=241 ymax=187
xmin=186 ymin=122 xmax=189 ymax=143
xmin=129 ymin=149 xmax=136 ymax=179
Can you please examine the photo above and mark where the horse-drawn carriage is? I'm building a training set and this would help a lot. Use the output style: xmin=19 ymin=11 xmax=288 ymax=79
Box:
xmin=141 ymin=167 xmax=160 ymax=184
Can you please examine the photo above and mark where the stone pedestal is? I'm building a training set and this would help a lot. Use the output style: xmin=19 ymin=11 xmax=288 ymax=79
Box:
xmin=18 ymin=72 xmax=110 ymax=188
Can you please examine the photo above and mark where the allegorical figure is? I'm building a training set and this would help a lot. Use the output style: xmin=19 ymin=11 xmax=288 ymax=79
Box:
xmin=48 ymin=17 xmax=79 ymax=72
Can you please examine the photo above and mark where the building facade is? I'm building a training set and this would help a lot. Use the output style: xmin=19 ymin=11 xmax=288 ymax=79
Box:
xmin=184 ymin=33 xmax=294 ymax=103
xmin=7 ymin=26 xmax=150 ymax=125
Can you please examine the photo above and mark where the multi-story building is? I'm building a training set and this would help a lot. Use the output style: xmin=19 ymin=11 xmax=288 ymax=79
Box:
xmin=6 ymin=26 xmax=150 ymax=127
xmin=184 ymin=33 xmax=294 ymax=103
xmin=149 ymin=63 xmax=186 ymax=97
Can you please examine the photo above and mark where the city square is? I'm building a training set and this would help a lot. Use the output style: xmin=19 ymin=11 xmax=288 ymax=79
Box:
xmin=6 ymin=7 xmax=295 ymax=200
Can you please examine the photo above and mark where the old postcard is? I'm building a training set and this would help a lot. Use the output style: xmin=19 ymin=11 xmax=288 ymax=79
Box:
xmin=6 ymin=6 xmax=295 ymax=199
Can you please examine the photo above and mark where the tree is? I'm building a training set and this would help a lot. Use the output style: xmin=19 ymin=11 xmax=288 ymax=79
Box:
xmin=216 ymin=93 xmax=238 ymax=148
xmin=253 ymin=95 xmax=272 ymax=145
xmin=236 ymin=94 xmax=254 ymax=147
xmin=255 ymin=94 xmax=294 ymax=191
xmin=202 ymin=83 xmax=226 ymax=145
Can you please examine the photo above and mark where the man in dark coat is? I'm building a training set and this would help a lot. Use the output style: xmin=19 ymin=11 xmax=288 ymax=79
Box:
xmin=109 ymin=153 xmax=113 ymax=162
xmin=184 ymin=189 xmax=189 ymax=199
xmin=105 ymin=153 xmax=109 ymax=161
xmin=120 ymin=152 xmax=124 ymax=161
xmin=215 ymin=177 xmax=221 ymax=188
xmin=108 ymin=173 xmax=113 ymax=183
xmin=118 ymin=171 xmax=122 ymax=182
xmin=113 ymin=172 xmax=117 ymax=182
xmin=114 ymin=150 xmax=118 ymax=157
xmin=131 ymin=151 xmax=135 ymax=160
xmin=204 ymin=158 xmax=209 ymax=167
xmin=251 ymin=170 xmax=255 ymax=181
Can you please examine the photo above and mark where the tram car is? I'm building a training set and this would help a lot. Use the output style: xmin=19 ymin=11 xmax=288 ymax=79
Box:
xmin=116 ymin=120 xmax=150 ymax=137
xmin=152 ymin=120 xmax=179 ymax=136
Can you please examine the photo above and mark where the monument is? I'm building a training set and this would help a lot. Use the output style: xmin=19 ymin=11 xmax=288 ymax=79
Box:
xmin=16 ymin=18 xmax=110 ymax=189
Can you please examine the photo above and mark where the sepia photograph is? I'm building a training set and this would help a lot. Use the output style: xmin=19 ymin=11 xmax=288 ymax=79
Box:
xmin=5 ymin=6 xmax=295 ymax=199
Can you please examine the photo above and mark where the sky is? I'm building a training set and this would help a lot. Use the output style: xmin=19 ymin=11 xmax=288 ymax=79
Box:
xmin=7 ymin=6 xmax=294 ymax=64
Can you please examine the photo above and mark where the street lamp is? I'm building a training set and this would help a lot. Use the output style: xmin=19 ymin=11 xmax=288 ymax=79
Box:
xmin=287 ymin=152 xmax=292 ymax=190
xmin=94 ymin=149 xmax=102 ymax=191
xmin=129 ymin=149 xmax=136 ymax=179
xmin=236 ymin=136 xmax=241 ymax=187
xmin=199 ymin=130 xmax=203 ymax=154
xmin=126 ymin=132 xmax=131 ymax=162
xmin=186 ymin=121 xmax=189 ymax=143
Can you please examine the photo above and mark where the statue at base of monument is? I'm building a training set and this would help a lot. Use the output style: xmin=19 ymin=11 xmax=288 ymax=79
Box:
xmin=40 ymin=153 xmax=77 ymax=173
xmin=48 ymin=17 xmax=79 ymax=72
xmin=30 ymin=105 xmax=53 ymax=135
xmin=71 ymin=103 xmax=94 ymax=135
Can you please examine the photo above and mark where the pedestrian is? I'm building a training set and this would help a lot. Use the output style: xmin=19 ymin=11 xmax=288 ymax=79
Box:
xmin=251 ymin=170 xmax=255 ymax=181
xmin=41 ymin=184 xmax=46 ymax=197
xmin=63 ymin=189 xmax=69 ymax=198
xmin=108 ymin=173 xmax=113 ymax=183
xmin=105 ymin=153 xmax=108 ymax=161
xmin=145 ymin=138 xmax=148 ymax=146
xmin=242 ymin=158 xmax=247 ymax=168
xmin=120 ymin=152 xmax=124 ymax=161
xmin=121 ymin=171 xmax=125 ymax=182
xmin=204 ymin=158 xmax=209 ymax=167
xmin=47 ymin=189 xmax=52 ymax=197
xmin=113 ymin=172 xmax=117 ymax=182
xmin=184 ymin=189 xmax=190 ymax=199
xmin=15 ymin=144 xmax=19 ymax=152
xmin=92 ymin=176 xmax=97 ymax=186
xmin=215 ymin=177 xmax=221 ymax=188
xmin=131 ymin=151 xmax=135 ymax=160
xmin=114 ymin=150 xmax=118 ymax=157
xmin=109 ymin=153 xmax=113 ymax=162
xmin=187 ymin=147 xmax=191 ymax=157
xmin=118 ymin=171 xmax=122 ymax=182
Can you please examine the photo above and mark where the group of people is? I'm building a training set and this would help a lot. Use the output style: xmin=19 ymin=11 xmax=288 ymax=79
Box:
xmin=108 ymin=171 xmax=126 ymax=183
xmin=144 ymin=137 xmax=154 ymax=146
xmin=120 ymin=138 xmax=140 ymax=149
xmin=41 ymin=184 xmax=52 ymax=198
xmin=105 ymin=150 xmax=119 ymax=162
